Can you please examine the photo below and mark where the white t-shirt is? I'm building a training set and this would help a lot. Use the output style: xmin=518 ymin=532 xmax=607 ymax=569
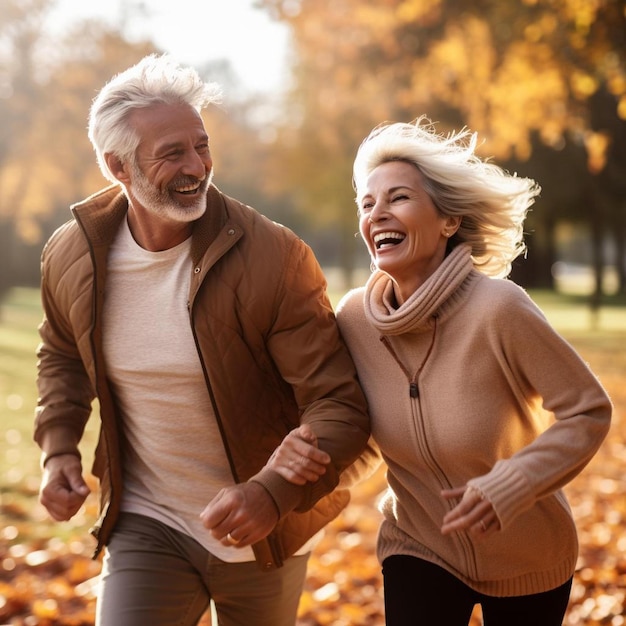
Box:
xmin=102 ymin=218 xmax=255 ymax=561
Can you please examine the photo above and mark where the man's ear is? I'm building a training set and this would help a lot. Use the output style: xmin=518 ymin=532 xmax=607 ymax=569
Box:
xmin=104 ymin=153 xmax=130 ymax=184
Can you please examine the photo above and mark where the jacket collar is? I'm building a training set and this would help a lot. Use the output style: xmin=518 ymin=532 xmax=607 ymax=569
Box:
xmin=70 ymin=183 xmax=237 ymax=265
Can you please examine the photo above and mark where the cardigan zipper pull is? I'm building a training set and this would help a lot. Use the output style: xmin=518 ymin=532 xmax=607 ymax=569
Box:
xmin=409 ymin=382 xmax=419 ymax=398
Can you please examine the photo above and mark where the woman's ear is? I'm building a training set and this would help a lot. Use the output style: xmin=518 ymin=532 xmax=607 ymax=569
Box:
xmin=444 ymin=216 xmax=462 ymax=236
xmin=104 ymin=153 xmax=130 ymax=184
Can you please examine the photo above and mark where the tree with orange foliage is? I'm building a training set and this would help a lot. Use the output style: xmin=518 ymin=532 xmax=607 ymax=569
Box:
xmin=259 ymin=0 xmax=626 ymax=293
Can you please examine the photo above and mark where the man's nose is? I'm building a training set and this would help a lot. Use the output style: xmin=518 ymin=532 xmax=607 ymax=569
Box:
xmin=182 ymin=150 xmax=210 ymax=178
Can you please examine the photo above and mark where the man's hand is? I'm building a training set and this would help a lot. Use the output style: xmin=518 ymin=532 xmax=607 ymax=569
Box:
xmin=265 ymin=424 xmax=331 ymax=485
xmin=39 ymin=454 xmax=90 ymax=521
xmin=199 ymin=482 xmax=280 ymax=547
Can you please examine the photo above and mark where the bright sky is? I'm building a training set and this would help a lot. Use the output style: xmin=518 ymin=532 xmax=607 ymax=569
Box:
xmin=46 ymin=0 xmax=290 ymax=93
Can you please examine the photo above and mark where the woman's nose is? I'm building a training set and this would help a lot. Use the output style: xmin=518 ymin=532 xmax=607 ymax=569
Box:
xmin=368 ymin=201 xmax=387 ymax=222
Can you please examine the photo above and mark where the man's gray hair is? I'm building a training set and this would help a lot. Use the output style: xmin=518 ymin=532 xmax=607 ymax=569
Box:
xmin=88 ymin=54 xmax=222 ymax=182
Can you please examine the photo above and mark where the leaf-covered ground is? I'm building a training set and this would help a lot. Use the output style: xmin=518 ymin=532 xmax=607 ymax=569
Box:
xmin=1 ymin=335 xmax=624 ymax=625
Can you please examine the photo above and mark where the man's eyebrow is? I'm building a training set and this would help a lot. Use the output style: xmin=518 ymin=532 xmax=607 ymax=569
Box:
xmin=155 ymin=133 xmax=210 ymax=152
xmin=156 ymin=142 xmax=182 ymax=151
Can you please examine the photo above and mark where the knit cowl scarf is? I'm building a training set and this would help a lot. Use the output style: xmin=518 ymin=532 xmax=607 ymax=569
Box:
xmin=364 ymin=244 xmax=475 ymax=336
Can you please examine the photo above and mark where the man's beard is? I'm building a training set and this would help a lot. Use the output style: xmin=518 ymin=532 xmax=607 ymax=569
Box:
xmin=128 ymin=160 xmax=212 ymax=223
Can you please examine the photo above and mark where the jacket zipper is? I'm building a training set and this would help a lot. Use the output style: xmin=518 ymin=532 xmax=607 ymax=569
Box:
xmin=186 ymin=298 xmax=283 ymax=569
xmin=380 ymin=314 xmax=438 ymax=399
xmin=381 ymin=314 xmax=479 ymax=574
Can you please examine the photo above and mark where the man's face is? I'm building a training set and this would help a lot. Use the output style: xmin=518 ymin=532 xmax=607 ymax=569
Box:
xmin=126 ymin=102 xmax=213 ymax=223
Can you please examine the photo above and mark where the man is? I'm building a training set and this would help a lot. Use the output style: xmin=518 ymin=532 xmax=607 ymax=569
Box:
xmin=34 ymin=54 xmax=370 ymax=626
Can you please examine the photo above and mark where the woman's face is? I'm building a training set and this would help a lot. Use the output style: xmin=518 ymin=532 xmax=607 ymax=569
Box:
xmin=358 ymin=160 xmax=459 ymax=302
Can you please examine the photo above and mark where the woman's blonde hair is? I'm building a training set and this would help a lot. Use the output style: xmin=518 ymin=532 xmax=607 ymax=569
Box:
xmin=353 ymin=116 xmax=540 ymax=278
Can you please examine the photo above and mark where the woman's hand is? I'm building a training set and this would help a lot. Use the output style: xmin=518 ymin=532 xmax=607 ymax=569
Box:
xmin=440 ymin=485 xmax=500 ymax=539
xmin=265 ymin=424 xmax=331 ymax=485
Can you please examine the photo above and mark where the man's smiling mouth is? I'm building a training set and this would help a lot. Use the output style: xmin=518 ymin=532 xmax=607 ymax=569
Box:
xmin=172 ymin=176 xmax=206 ymax=195
xmin=174 ymin=183 xmax=202 ymax=195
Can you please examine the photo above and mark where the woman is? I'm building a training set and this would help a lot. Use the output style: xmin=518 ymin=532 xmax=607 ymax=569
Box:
xmin=267 ymin=117 xmax=612 ymax=625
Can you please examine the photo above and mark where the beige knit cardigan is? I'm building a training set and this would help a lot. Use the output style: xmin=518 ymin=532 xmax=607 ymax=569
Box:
xmin=337 ymin=244 xmax=612 ymax=597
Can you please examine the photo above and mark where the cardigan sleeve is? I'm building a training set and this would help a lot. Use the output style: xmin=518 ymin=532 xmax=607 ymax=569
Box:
xmin=467 ymin=283 xmax=612 ymax=530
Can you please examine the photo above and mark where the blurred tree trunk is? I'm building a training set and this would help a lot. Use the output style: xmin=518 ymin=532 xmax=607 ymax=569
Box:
xmin=614 ymin=208 xmax=626 ymax=295
xmin=589 ymin=86 xmax=626 ymax=297
xmin=0 ymin=219 xmax=14 ymax=306
xmin=588 ymin=188 xmax=605 ymax=321
xmin=511 ymin=214 xmax=556 ymax=289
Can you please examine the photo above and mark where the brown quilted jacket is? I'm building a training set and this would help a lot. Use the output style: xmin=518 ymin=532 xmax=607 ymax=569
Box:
xmin=35 ymin=184 xmax=372 ymax=569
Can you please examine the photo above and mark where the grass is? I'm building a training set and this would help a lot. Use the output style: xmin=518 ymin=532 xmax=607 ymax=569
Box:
xmin=1 ymin=288 xmax=100 ymax=543
xmin=1 ymin=288 xmax=46 ymax=483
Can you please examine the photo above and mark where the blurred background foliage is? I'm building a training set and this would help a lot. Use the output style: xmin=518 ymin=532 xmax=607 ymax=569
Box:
xmin=1 ymin=0 xmax=625 ymax=299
